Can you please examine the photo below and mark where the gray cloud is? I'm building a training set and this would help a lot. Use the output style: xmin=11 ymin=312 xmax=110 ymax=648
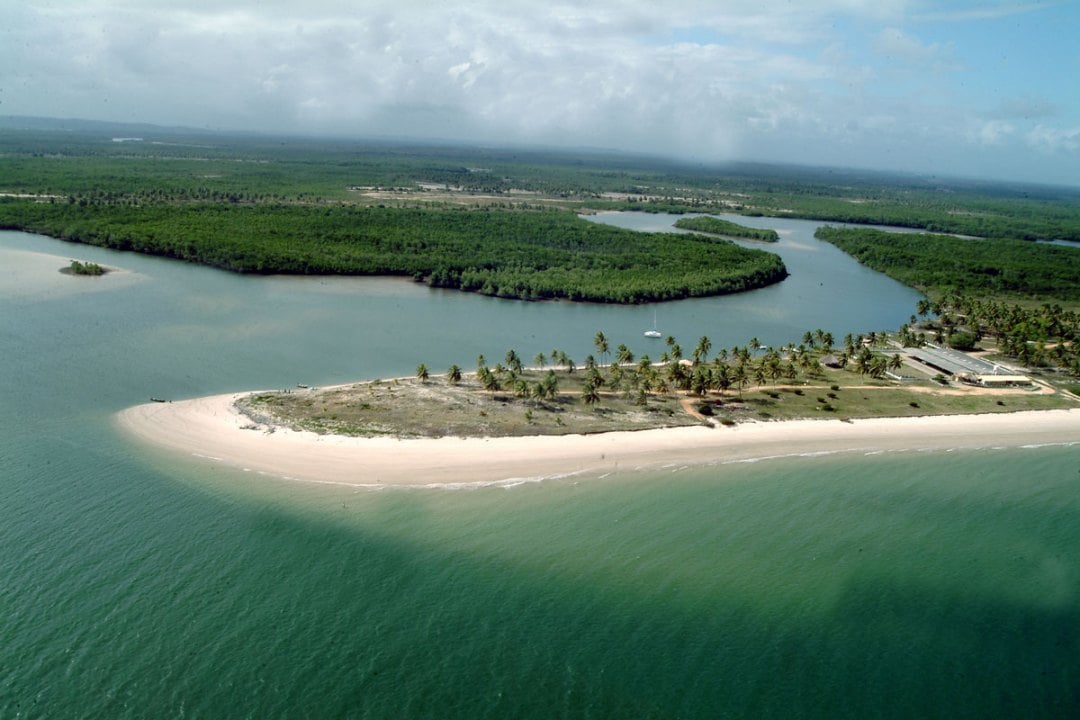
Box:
xmin=1 ymin=0 xmax=1077 ymax=185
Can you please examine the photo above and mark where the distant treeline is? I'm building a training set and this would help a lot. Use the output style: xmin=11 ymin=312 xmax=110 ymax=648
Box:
xmin=674 ymin=216 xmax=779 ymax=241
xmin=3 ymin=128 xmax=1080 ymax=242
xmin=0 ymin=201 xmax=787 ymax=303
xmin=814 ymin=226 xmax=1080 ymax=301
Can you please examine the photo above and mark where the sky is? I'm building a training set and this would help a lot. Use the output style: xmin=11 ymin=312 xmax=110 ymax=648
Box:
xmin=2 ymin=0 xmax=1079 ymax=186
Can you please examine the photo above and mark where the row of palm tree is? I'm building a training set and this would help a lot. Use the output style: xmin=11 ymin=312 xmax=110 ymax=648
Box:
xmin=413 ymin=326 xmax=911 ymax=412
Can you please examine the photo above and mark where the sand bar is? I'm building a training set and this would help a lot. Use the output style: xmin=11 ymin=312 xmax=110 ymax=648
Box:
xmin=115 ymin=393 xmax=1080 ymax=487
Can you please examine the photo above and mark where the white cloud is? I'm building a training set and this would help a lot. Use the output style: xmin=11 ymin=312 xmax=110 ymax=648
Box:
xmin=0 ymin=0 xmax=1077 ymax=184
xmin=874 ymin=27 xmax=958 ymax=70
xmin=968 ymin=119 xmax=1015 ymax=146
xmin=1026 ymin=125 xmax=1080 ymax=153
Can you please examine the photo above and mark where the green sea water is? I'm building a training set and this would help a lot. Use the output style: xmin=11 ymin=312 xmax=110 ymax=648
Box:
xmin=1 ymin=227 xmax=1077 ymax=718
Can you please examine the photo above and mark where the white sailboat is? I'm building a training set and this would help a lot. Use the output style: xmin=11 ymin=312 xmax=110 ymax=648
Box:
xmin=644 ymin=310 xmax=662 ymax=338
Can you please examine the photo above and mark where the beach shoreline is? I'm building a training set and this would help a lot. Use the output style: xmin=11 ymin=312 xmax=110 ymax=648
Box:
xmin=115 ymin=392 xmax=1080 ymax=488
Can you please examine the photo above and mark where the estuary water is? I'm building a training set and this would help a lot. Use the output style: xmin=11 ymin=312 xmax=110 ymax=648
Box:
xmin=1 ymin=221 xmax=1077 ymax=718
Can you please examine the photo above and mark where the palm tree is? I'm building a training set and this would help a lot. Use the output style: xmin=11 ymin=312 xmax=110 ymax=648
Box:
xmin=732 ymin=362 xmax=749 ymax=397
xmin=888 ymin=353 xmax=904 ymax=373
xmin=855 ymin=348 xmax=873 ymax=376
xmin=581 ymin=380 xmax=601 ymax=407
xmin=667 ymin=361 xmax=689 ymax=391
xmin=480 ymin=367 xmax=501 ymax=395
xmin=767 ymin=357 xmax=783 ymax=385
xmin=415 ymin=363 xmax=429 ymax=383
xmin=690 ymin=367 xmax=710 ymax=396
xmin=594 ymin=331 xmax=609 ymax=366
xmin=542 ymin=370 xmax=560 ymax=400
xmin=534 ymin=352 xmax=547 ymax=370
xmin=616 ymin=344 xmax=634 ymax=367
xmin=531 ymin=382 xmax=547 ymax=403
xmin=447 ymin=364 xmax=462 ymax=384
xmin=693 ymin=335 xmax=712 ymax=365
xmin=713 ymin=363 xmax=732 ymax=397
xmin=608 ymin=364 xmax=624 ymax=391
xmin=505 ymin=349 xmax=523 ymax=374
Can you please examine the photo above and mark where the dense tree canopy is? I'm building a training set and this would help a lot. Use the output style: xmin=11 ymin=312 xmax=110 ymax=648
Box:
xmin=674 ymin=216 xmax=779 ymax=241
xmin=0 ymin=200 xmax=788 ymax=303
xmin=814 ymin=226 xmax=1080 ymax=301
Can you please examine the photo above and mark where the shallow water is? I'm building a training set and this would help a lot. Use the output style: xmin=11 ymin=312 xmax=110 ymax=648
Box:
xmin=1 ymin=227 xmax=1077 ymax=718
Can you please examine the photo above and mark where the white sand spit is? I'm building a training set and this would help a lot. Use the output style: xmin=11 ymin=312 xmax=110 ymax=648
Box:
xmin=115 ymin=393 xmax=1080 ymax=487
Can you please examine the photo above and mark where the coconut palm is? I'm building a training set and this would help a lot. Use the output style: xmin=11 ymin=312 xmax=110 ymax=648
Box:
xmin=594 ymin=331 xmax=609 ymax=366
xmin=732 ymin=362 xmax=749 ymax=397
xmin=712 ymin=363 xmax=732 ymax=397
xmin=447 ymin=364 xmax=462 ymax=384
xmin=534 ymin=352 xmax=547 ymax=370
xmin=693 ymin=335 xmax=712 ymax=365
xmin=690 ymin=367 xmax=710 ymax=396
xmin=581 ymin=380 xmax=601 ymax=406
xmin=616 ymin=344 xmax=634 ymax=367
xmin=854 ymin=348 xmax=873 ymax=375
xmin=505 ymin=349 xmax=523 ymax=374
xmin=415 ymin=363 xmax=429 ymax=383
xmin=542 ymin=370 xmax=560 ymax=400
xmin=480 ymin=367 xmax=501 ymax=395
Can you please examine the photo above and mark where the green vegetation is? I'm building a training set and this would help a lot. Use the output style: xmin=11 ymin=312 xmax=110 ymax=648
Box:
xmin=814 ymin=226 xmax=1080 ymax=302
xmin=3 ymin=121 xmax=1079 ymax=305
xmin=66 ymin=259 xmax=106 ymax=275
xmin=912 ymin=294 xmax=1080 ymax=377
xmin=674 ymin=215 xmax=779 ymax=241
xmin=0 ymin=202 xmax=787 ymax=303
xmin=238 ymin=326 xmax=1078 ymax=438
xmin=239 ymin=363 xmax=701 ymax=438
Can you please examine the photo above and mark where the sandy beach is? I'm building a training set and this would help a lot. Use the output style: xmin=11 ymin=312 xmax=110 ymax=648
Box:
xmin=114 ymin=392 xmax=1080 ymax=487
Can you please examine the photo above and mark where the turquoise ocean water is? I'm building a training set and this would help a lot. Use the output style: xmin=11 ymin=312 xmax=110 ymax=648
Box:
xmin=1 ymin=224 xmax=1077 ymax=718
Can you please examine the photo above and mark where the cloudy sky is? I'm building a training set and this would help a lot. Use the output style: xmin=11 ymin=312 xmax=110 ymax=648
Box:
xmin=3 ymin=1 xmax=1078 ymax=185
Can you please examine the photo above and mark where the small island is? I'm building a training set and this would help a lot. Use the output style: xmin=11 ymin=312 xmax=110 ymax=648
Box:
xmin=674 ymin=216 xmax=780 ymax=242
xmin=62 ymin=259 xmax=108 ymax=276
